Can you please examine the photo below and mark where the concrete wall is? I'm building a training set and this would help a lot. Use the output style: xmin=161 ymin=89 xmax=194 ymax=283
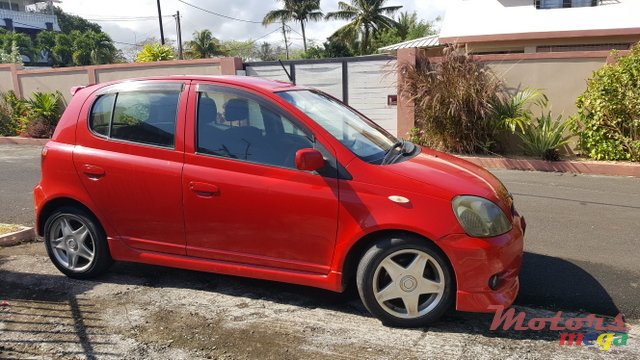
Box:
xmin=95 ymin=63 xmax=222 ymax=83
xmin=0 ymin=65 xmax=15 ymax=94
xmin=2 ymin=58 xmax=241 ymax=104
xmin=486 ymin=55 xmax=606 ymax=117
xmin=18 ymin=69 xmax=89 ymax=103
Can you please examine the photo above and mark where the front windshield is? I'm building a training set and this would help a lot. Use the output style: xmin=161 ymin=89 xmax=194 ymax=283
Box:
xmin=277 ymin=90 xmax=398 ymax=162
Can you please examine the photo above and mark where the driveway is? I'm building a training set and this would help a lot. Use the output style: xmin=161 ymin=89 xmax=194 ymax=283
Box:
xmin=1 ymin=144 xmax=639 ymax=359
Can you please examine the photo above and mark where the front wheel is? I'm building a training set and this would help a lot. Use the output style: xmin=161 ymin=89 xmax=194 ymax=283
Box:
xmin=44 ymin=206 xmax=112 ymax=279
xmin=356 ymin=235 xmax=454 ymax=327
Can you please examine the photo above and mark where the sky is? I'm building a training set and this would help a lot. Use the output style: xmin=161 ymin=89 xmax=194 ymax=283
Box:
xmin=56 ymin=0 xmax=449 ymax=50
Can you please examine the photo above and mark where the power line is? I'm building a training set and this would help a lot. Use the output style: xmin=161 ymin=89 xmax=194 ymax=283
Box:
xmin=177 ymin=0 xmax=264 ymax=24
xmin=87 ymin=18 xmax=171 ymax=22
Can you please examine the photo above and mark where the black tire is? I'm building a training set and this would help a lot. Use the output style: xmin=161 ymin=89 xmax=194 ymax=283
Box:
xmin=44 ymin=206 xmax=112 ymax=279
xmin=356 ymin=234 xmax=454 ymax=327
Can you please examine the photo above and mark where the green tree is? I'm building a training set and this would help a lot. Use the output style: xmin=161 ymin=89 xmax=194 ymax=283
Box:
xmin=36 ymin=31 xmax=57 ymax=65
xmin=0 ymin=41 xmax=23 ymax=65
xmin=221 ymin=40 xmax=259 ymax=61
xmin=396 ymin=11 xmax=434 ymax=40
xmin=326 ymin=0 xmax=402 ymax=55
xmin=72 ymin=31 xmax=118 ymax=65
xmin=135 ymin=43 xmax=175 ymax=62
xmin=256 ymin=42 xmax=285 ymax=61
xmin=263 ymin=0 xmax=323 ymax=52
xmin=52 ymin=33 xmax=74 ymax=66
xmin=0 ymin=31 xmax=36 ymax=63
xmin=49 ymin=6 xmax=102 ymax=33
xmin=184 ymin=30 xmax=226 ymax=59
xmin=39 ymin=6 xmax=119 ymax=66
xmin=301 ymin=37 xmax=354 ymax=59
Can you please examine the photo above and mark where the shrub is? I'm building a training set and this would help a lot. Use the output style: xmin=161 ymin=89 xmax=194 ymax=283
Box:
xmin=0 ymin=91 xmax=28 ymax=136
xmin=0 ymin=98 xmax=14 ymax=136
xmin=491 ymin=88 xmax=547 ymax=135
xmin=26 ymin=118 xmax=54 ymax=138
xmin=135 ymin=43 xmax=175 ymax=62
xmin=518 ymin=112 xmax=573 ymax=161
xmin=25 ymin=91 xmax=64 ymax=138
xmin=400 ymin=47 xmax=500 ymax=153
xmin=573 ymin=43 xmax=640 ymax=161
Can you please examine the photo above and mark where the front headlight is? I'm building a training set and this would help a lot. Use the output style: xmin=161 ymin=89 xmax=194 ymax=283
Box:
xmin=452 ymin=195 xmax=512 ymax=237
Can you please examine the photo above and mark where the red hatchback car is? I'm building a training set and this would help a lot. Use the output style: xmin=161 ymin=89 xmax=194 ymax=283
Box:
xmin=34 ymin=76 xmax=525 ymax=327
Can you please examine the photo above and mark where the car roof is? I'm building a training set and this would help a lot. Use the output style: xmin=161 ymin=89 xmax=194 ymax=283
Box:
xmin=95 ymin=75 xmax=302 ymax=93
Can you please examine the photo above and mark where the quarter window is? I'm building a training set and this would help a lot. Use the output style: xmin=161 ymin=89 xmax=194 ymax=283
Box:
xmin=196 ymin=88 xmax=314 ymax=169
xmin=89 ymin=94 xmax=115 ymax=137
xmin=88 ymin=84 xmax=181 ymax=148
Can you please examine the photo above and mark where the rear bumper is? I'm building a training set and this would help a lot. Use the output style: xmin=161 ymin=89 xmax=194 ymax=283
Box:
xmin=438 ymin=215 xmax=525 ymax=313
xmin=33 ymin=185 xmax=45 ymax=236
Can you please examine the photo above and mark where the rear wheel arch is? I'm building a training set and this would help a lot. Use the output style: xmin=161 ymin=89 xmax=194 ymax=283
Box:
xmin=38 ymin=198 xmax=104 ymax=237
xmin=339 ymin=230 xmax=455 ymax=293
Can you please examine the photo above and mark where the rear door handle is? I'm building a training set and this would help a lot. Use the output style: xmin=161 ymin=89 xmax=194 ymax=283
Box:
xmin=82 ymin=164 xmax=105 ymax=179
xmin=189 ymin=181 xmax=220 ymax=197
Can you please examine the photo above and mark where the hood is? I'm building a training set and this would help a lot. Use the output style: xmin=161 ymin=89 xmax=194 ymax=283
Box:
xmin=383 ymin=147 xmax=512 ymax=209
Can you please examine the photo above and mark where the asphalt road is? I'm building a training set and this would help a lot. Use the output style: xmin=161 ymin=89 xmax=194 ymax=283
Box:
xmin=1 ymin=144 xmax=639 ymax=319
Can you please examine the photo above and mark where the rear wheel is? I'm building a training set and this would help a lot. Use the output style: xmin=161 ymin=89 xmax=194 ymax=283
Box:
xmin=356 ymin=235 xmax=454 ymax=327
xmin=44 ymin=206 xmax=112 ymax=279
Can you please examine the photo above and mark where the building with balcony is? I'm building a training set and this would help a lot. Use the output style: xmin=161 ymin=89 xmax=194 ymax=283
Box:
xmin=1 ymin=0 xmax=61 ymax=36
xmin=438 ymin=0 xmax=640 ymax=54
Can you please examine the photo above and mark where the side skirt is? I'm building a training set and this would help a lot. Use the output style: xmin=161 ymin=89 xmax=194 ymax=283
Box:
xmin=108 ymin=238 xmax=344 ymax=292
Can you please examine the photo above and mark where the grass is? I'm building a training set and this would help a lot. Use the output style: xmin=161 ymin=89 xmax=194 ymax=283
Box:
xmin=0 ymin=224 xmax=21 ymax=236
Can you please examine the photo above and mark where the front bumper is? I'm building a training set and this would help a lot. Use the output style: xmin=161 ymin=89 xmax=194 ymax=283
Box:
xmin=438 ymin=214 xmax=525 ymax=313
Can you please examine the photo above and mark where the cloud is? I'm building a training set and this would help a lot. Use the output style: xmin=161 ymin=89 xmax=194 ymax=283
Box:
xmin=59 ymin=0 xmax=450 ymax=50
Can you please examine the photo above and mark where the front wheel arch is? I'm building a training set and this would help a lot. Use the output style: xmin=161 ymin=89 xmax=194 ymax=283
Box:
xmin=339 ymin=230 xmax=456 ymax=293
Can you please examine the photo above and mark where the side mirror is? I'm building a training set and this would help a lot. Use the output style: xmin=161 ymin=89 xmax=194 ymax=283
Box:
xmin=295 ymin=148 xmax=324 ymax=171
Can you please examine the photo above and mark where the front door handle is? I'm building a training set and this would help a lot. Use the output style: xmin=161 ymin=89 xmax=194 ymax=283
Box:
xmin=82 ymin=164 xmax=105 ymax=179
xmin=189 ymin=181 xmax=220 ymax=197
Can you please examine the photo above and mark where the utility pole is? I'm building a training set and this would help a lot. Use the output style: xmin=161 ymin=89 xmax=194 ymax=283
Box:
xmin=156 ymin=0 xmax=165 ymax=45
xmin=282 ymin=21 xmax=289 ymax=60
xmin=175 ymin=11 xmax=183 ymax=60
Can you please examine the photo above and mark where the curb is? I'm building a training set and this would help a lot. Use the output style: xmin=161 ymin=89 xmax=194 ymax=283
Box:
xmin=461 ymin=156 xmax=640 ymax=178
xmin=0 ymin=226 xmax=36 ymax=247
xmin=0 ymin=136 xmax=49 ymax=146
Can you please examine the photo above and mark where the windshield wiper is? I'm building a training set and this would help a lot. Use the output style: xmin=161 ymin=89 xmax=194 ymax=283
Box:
xmin=380 ymin=140 xmax=405 ymax=165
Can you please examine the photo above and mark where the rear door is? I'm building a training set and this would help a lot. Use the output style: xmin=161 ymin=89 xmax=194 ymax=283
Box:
xmin=73 ymin=80 xmax=189 ymax=255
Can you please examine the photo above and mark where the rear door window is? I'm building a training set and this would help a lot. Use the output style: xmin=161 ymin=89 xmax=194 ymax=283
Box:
xmin=88 ymin=82 xmax=182 ymax=148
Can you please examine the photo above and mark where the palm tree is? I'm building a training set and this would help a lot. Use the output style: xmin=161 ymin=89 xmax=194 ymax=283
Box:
xmin=71 ymin=31 xmax=116 ymax=65
xmin=185 ymin=30 xmax=226 ymax=59
xmin=263 ymin=0 xmax=323 ymax=52
xmin=326 ymin=0 xmax=402 ymax=54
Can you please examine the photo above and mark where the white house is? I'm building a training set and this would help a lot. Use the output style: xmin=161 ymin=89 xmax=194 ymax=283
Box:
xmin=438 ymin=0 xmax=640 ymax=54
xmin=1 ymin=0 xmax=61 ymax=35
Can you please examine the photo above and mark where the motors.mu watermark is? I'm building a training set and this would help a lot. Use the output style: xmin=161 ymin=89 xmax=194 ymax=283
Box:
xmin=489 ymin=305 xmax=629 ymax=350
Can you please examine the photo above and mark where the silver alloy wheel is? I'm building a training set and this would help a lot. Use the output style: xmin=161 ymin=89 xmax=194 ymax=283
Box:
xmin=372 ymin=249 xmax=445 ymax=319
xmin=48 ymin=214 xmax=95 ymax=272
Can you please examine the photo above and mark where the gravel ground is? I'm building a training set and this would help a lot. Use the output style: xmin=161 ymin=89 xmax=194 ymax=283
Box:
xmin=1 ymin=242 xmax=638 ymax=360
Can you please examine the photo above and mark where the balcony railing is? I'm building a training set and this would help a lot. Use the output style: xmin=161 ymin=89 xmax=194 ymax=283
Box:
xmin=0 ymin=8 xmax=60 ymax=31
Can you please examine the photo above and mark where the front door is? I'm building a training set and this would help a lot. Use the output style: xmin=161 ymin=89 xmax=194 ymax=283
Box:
xmin=182 ymin=83 xmax=339 ymax=274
